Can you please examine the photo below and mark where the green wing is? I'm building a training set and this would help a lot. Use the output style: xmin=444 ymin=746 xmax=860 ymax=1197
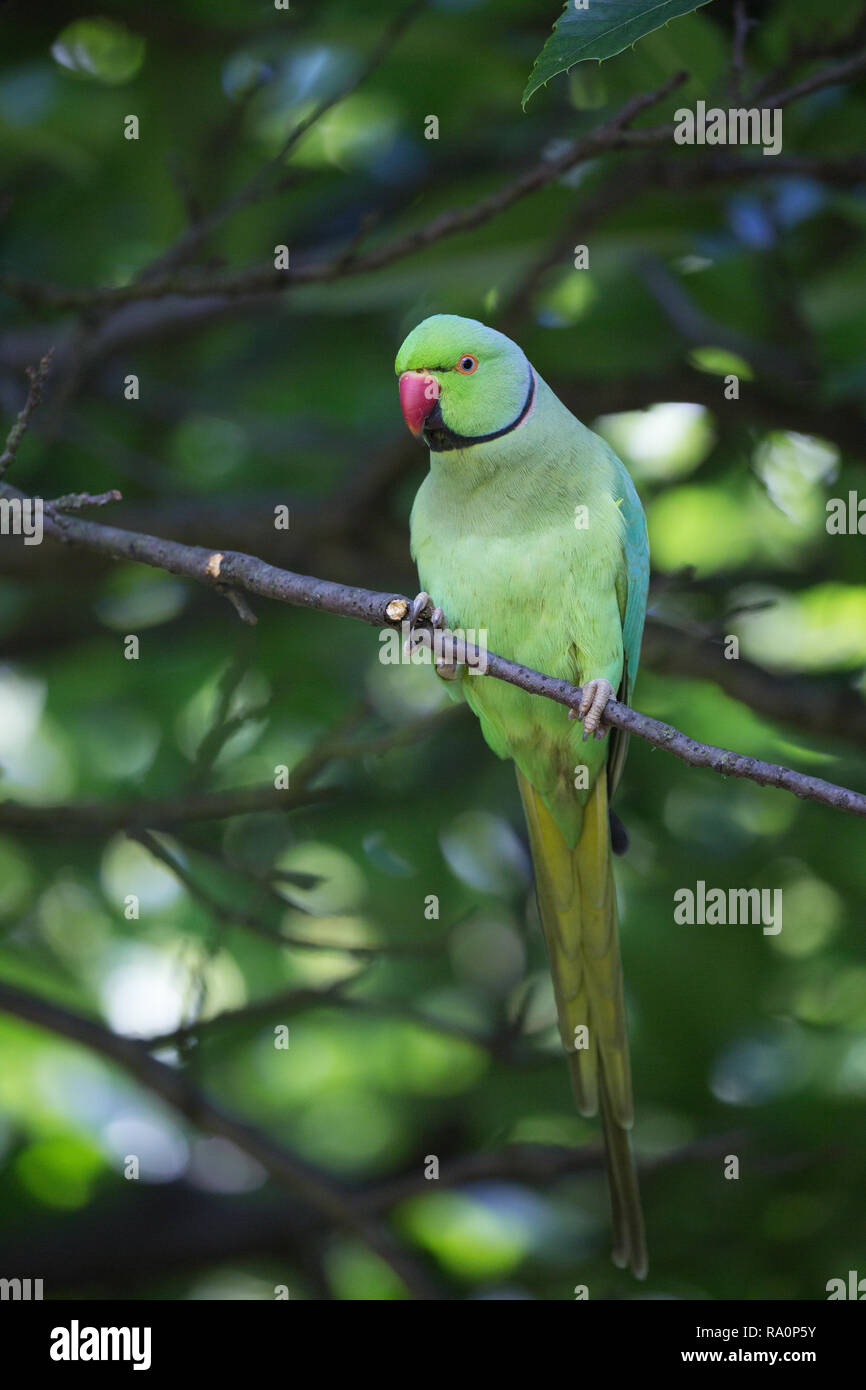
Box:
xmin=608 ymin=454 xmax=650 ymax=802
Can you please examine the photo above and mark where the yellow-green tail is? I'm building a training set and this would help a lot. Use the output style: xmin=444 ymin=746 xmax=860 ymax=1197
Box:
xmin=517 ymin=768 xmax=647 ymax=1279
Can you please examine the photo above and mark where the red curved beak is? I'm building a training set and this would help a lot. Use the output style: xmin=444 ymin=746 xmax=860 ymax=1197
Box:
xmin=399 ymin=371 xmax=440 ymax=438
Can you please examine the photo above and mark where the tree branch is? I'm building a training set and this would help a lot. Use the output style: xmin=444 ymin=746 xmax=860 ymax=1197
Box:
xmin=642 ymin=618 xmax=866 ymax=747
xmin=143 ymin=972 xmax=538 ymax=1063
xmin=0 ymin=1131 xmax=757 ymax=1293
xmin=0 ymin=478 xmax=863 ymax=818
xmin=0 ymin=783 xmax=333 ymax=837
xmin=747 ymin=10 xmax=866 ymax=103
xmin=0 ymin=72 xmax=688 ymax=312
xmin=136 ymin=0 xmax=427 ymax=283
xmin=5 ymin=39 xmax=863 ymax=319
xmin=728 ymin=1 xmax=753 ymax=101
xmin=131 ymin=827 xmax=443 ymax=959
xmin=0 ymin=704 xmax=460 ymax=839
xmin=0 ymin=980 xmax=440 ymax=1300
xmin=761 ymin=44 xmax=866 ymax=109
xmin=3 ymin=155 xmax=864 ymax=443
xmin=0 ymin=349 xmax=53 ymax=479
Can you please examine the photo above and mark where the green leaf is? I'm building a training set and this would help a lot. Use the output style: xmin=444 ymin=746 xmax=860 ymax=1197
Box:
xmin=523 ymin=0 xmax=715 ymax=106
xmin=51 ymin=17 xmax=146 ymax=86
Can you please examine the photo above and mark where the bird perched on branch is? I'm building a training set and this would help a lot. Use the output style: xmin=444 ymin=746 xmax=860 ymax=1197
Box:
xmin=396 ymin=314 xmax=650 ymax=1278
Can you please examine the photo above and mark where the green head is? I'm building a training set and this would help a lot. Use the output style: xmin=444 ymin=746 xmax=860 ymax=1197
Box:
xmin=395 ymin=314 xmax=534 ymax=452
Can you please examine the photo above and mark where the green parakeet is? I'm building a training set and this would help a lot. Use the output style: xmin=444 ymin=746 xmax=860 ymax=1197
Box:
xmin=396 ymin=314 xmax=650 ymax=1278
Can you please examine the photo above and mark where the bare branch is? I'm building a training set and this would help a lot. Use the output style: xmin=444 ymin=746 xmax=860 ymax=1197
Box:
xmin=0 ymin=703 xmax=459 ymax=838
xmin=636 ymin=251 xmax=804 ymax=381
xmin=0 ymin=782 xmax=334 ymax=837
xmin=5 ymin=41 xmax=864 ymax=319
xmin=750 ymin=21 xmax=866 ymax=103
xmin=763 ymin=46 xmax=866 ymax=110
xmin=48 ymin=488 xmax=123 ymax=513
xmin=0 ymin=1131 xmax=764 ymax=1293
xmin=0 ymin=479 xmax=863 ymax=818
xmin=138 ymin=0 xmax=427 ymax=282
xmin=0 ymin=351 xmax=53 ymax=480
xmin=729 ymin=2 xmax=753 ymax=101
xmin=218 ymin=585 xmax=258 ymax=625
xmin=0 ymin=72 xmax=688 ymax=312
xmin=131 ymin=827 xmax=438 ymax=958
xmin=2 ymin=156 xmax=863 ymax=434
xmin=0 ymin=980 xmax=440 ymax=1300
xmin=642 ymin=618 xmax=866 ymax=748
xmin=143 ymin=967 xmax=533 ymax=1062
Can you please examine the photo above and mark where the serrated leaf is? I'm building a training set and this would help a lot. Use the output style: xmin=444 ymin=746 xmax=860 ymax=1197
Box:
xmin=523 ymin=0 xmax=715 ymax=106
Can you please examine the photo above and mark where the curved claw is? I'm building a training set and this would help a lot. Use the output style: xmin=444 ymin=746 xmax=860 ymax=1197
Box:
xmin=409 ymin=591 xmax=433 ymax=626
xmin=407 ymin=591 xmax=462 ymax=678
xmin=578 ymin=677 xmax=614 ymax=741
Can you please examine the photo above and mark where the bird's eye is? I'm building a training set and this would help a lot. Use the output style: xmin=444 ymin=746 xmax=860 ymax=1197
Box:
xmin=456 ymin=354 xmax=478 ymax=374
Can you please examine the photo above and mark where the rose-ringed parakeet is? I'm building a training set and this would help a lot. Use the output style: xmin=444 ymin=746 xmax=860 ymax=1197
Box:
xmin=395 ymin=314 xmax=650 ymax=1278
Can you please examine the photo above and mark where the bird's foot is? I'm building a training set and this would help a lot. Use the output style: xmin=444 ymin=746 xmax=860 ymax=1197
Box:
xmin=405 ymin=591 xmax=462 ymax=680
xmin=568 ymin=676 xmax=614 ymax=741
xmin=407 ymin=591 xmax=435 ymax=628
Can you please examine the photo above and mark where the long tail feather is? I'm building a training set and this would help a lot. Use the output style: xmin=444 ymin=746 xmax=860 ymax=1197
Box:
xmin=516 ymin=768 xmax=647 ymax=1278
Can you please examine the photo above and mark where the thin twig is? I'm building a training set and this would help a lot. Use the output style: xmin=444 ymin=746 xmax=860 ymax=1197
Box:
xmin=0 ymin=783 xmax=334 ymax=836
xmin=748 ymin=14 xmax=866 ymax=103
xmin=761 ymin=46 xmax=866 ymax=110
xmin=142 ymin=966 xmax=508 ymax=1056
xmin=218 ymin=585 xmax=258 ymax=625
xmin=0 ymin=351 xmax=54 ymax=480
xmin=48 ymin=488 xmax=122 ymax=512
xmin=131 ymin=827 xmax=431 ymax=957
xmin=729 ymin=2 xmax=753 ymax=101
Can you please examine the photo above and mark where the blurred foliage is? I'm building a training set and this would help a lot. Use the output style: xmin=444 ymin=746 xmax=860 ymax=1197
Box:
xmin=0 ymin=0 xmax=864 ymax=1301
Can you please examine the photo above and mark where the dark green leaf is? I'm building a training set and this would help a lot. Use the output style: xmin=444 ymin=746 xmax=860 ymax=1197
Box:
xmin=523 ymin=0 xmax=715 ymax=106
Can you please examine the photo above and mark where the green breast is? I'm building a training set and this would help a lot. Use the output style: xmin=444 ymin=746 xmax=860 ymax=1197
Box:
xmin=411 ymin=455 xmax=628 ymax=847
